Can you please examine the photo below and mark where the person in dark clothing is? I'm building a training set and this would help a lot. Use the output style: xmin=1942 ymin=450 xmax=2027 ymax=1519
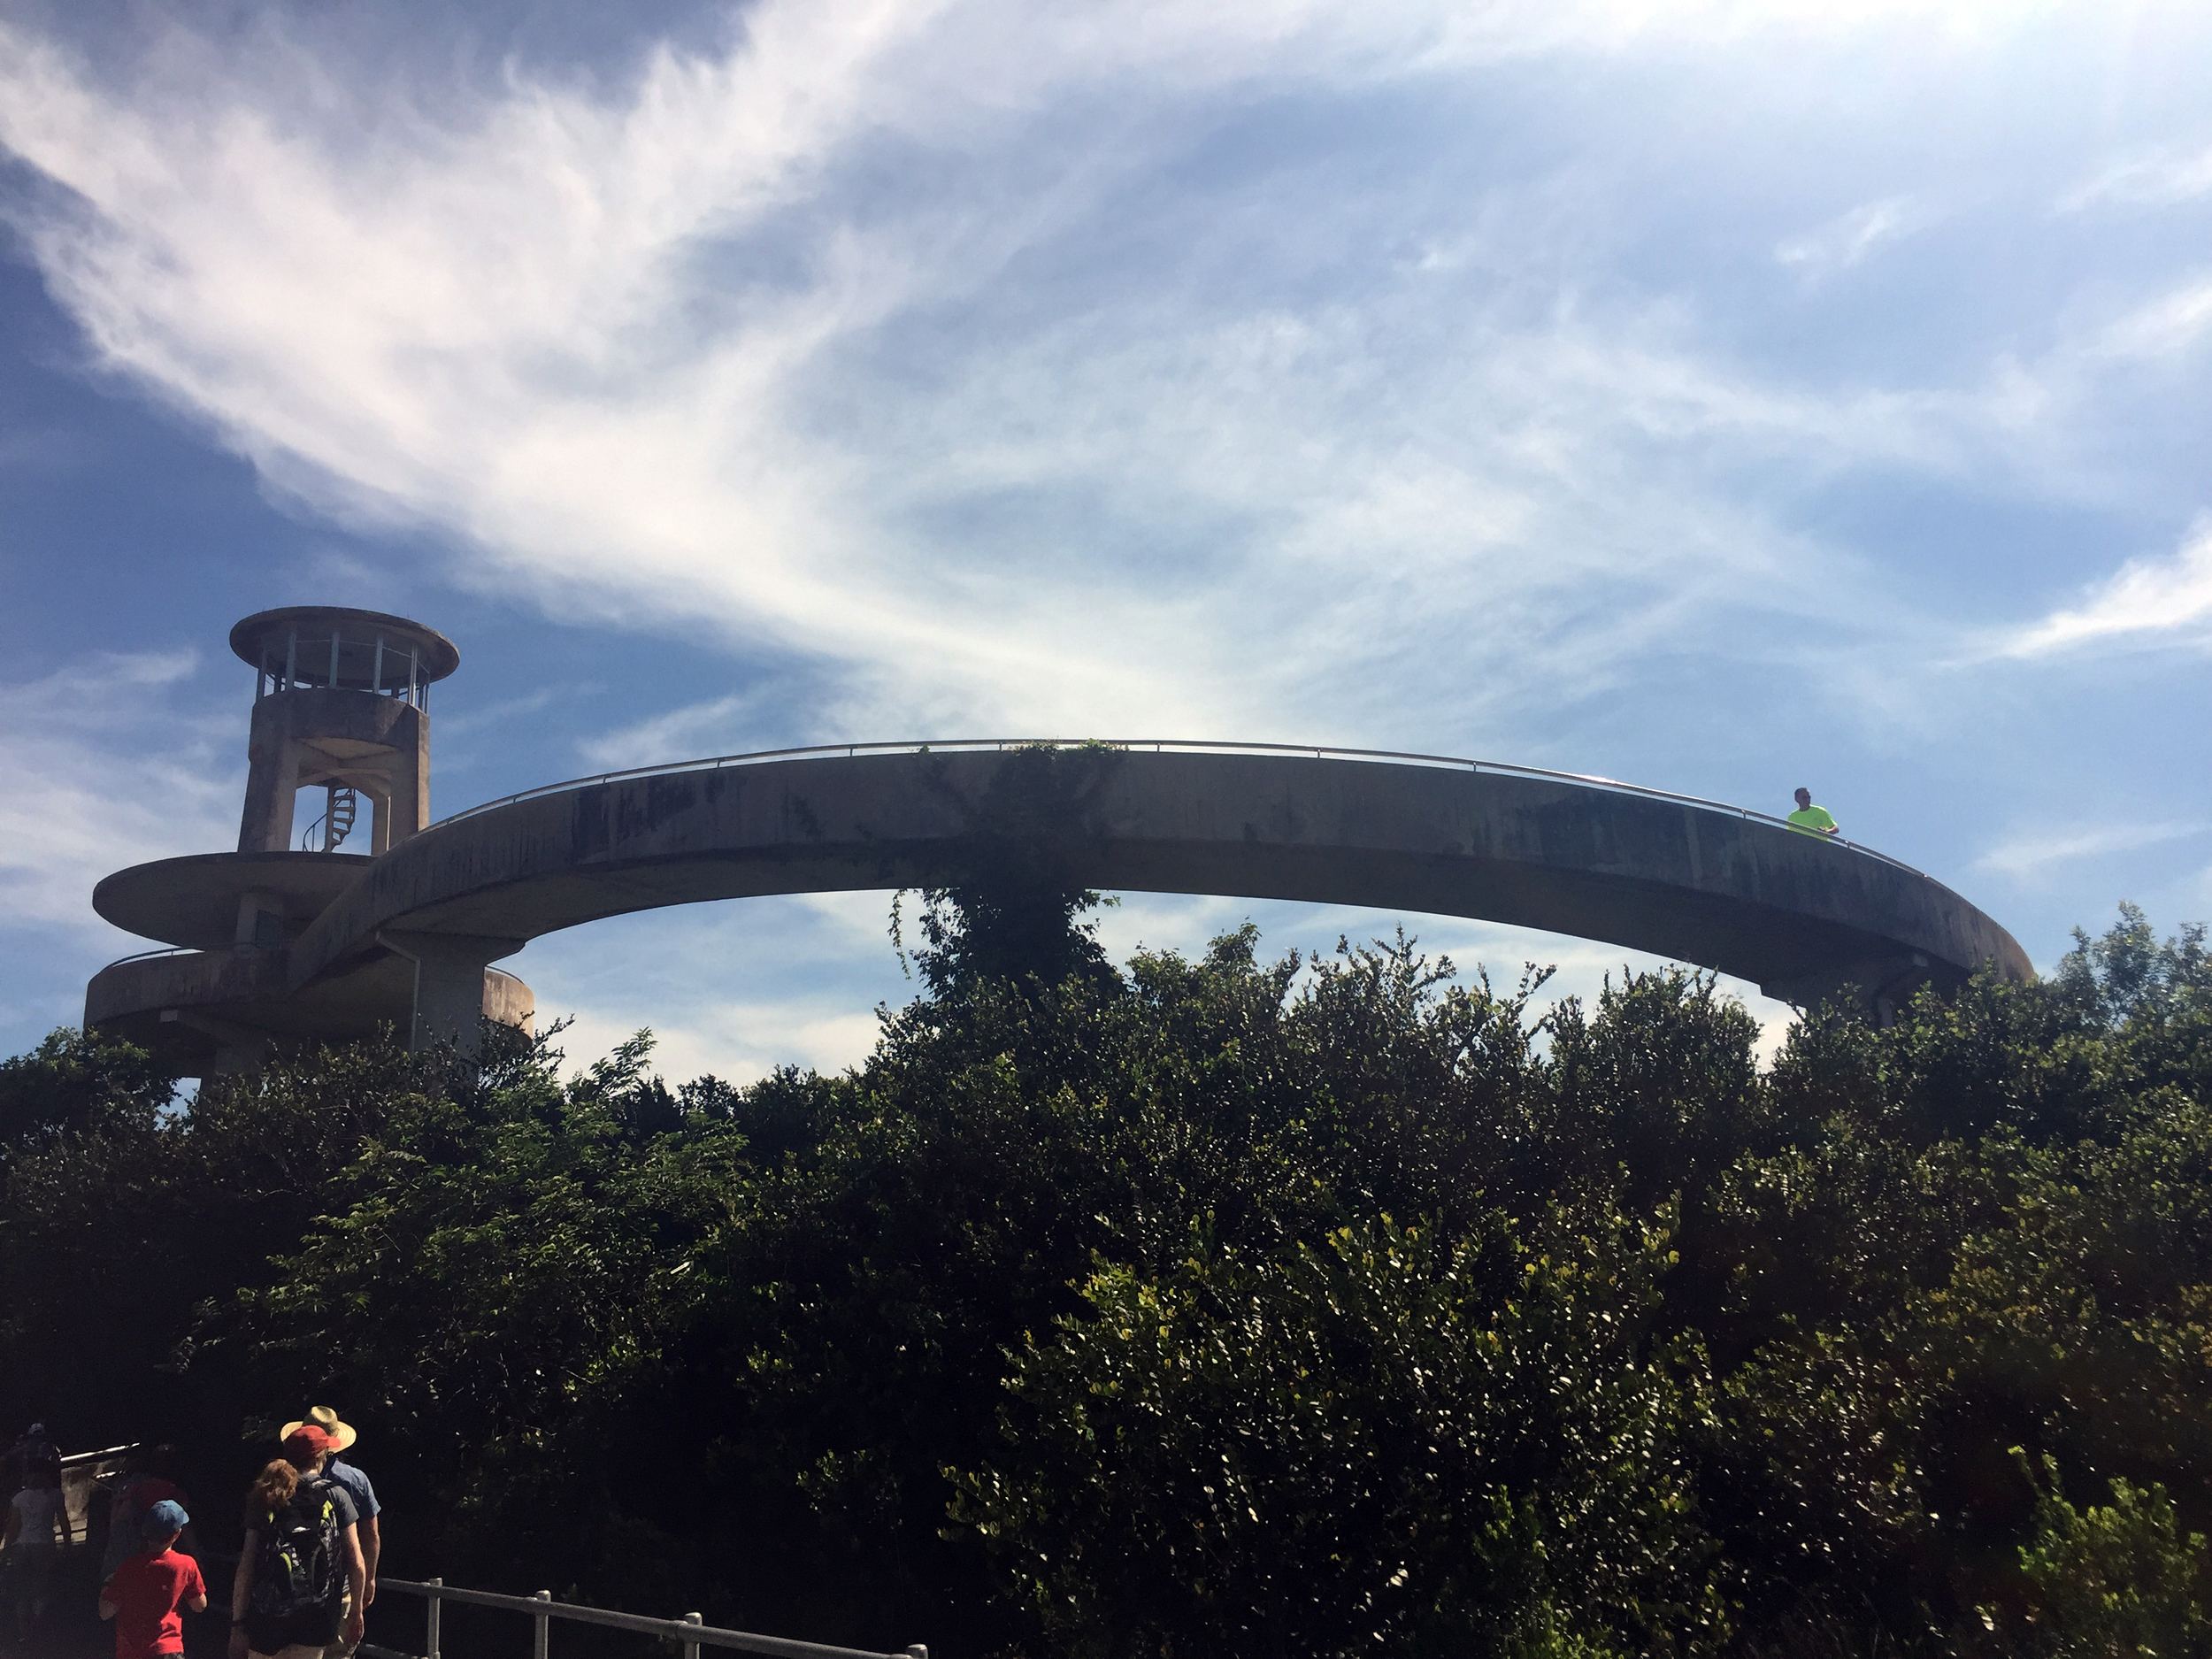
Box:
xmin=104 ymin=1446 xmax=199 ymax=1583
xmin=6 ymin=1425 xmax=58 ymax=1490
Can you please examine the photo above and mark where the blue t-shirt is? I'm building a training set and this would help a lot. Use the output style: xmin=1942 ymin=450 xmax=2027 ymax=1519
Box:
xmin=324 ymin=1458 xmax=379 ymax=1522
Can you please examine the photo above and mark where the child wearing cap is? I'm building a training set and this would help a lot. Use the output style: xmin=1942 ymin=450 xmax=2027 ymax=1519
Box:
xmin=99 ymin=1499 xmax=207 ymax=1659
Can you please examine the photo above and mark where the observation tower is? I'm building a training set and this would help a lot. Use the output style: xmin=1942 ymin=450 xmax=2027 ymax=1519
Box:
xmin=88 ymin=608 xmax=533 ymax=1075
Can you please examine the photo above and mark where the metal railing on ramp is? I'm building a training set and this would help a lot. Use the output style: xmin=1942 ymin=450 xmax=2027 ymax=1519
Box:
xmin=360 ymin=1575 xmax=926 ymax=1659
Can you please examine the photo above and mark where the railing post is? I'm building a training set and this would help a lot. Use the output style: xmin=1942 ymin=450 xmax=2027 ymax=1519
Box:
xmin=424 ymin=1578 xmax=442 ymax=1659
xmin=680 ymin=1610 xmax=703 ymax=1659
xmin=532 ymin=1589 xmax=551 ymax=1659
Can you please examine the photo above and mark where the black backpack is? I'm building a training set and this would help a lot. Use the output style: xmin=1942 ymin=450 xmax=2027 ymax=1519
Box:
xmin=251 ymin=1477 xmax=344 ymax=1618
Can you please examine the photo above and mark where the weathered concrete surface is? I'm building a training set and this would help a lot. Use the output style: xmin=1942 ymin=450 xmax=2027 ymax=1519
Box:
xmin=87 ymin=943 xmax=531 ymax=1075
xmin=239 ymin=689 xmax=428 ymax=855
xmin=283 ymin=748 xmax=2030 ymax=1010
xmin=94 ymin=851 xmax=373 ymax=952
xmin=84 ymin=603 xmax=518 ymax=1076
xmin=89 ymin=746 xmax=2027 ymax=1073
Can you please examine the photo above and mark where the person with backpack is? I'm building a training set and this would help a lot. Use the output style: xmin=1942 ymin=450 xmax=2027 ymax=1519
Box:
xmin=280 ymin=1408 xmax=380 ymax=1655
xmin=227 ymin=1428 xmax=364 ymax=1659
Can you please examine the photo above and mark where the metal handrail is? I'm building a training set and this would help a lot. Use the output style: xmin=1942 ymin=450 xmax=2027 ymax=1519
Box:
xmin=425 ymin=737 xmax=1929 ymax=880
xmin=96 ymin=947 xmax=194 ymax=972
xmin=367 ymin=1576 xmax=924 ymax=1659
xmin=58 ymin=1442 xmax=137 ymax=1469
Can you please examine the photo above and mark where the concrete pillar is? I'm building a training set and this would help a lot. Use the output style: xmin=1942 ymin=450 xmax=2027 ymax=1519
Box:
xmin=379 ymin=931 xmax=524 ymax=1057
xmin=363 ymin=787 xmax=395 ymax=855
xmin=161 ymin=1009 xmax=268 ymax=1076
xmin=388 ymin=709 xmax=430 ymax=843
xmin=238 ymin=698 xmax=306 ymax=853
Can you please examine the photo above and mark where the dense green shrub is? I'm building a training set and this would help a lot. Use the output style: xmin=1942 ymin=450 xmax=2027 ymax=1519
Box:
xmin=3 ymin=902 xmax=2208 ymax=1656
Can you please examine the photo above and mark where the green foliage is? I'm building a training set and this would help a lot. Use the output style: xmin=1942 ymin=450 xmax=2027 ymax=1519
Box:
xmin=6 ymin=901 xmax=2212 ymax=1659
xmin=955 ymin=1210 xmax=1723 ymax=1658
xmin=0 ymin=1023 xmax=173 ymax=1162
xmin=0 ymin=1038 xmax=432 ymax=1456
xmin=894 ymin=742 xmax=1125 ymax=1000
xmin=2007 ymin=1455 xmax=2210 ymax=1657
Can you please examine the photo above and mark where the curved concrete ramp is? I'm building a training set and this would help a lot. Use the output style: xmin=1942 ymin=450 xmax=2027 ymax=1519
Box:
xmin=280 ymin=745 xmax=2027 ymax=1042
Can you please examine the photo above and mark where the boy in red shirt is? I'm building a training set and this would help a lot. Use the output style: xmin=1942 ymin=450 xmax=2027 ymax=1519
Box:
xmin=99 ymin=1500 xmax=207 ymax=1659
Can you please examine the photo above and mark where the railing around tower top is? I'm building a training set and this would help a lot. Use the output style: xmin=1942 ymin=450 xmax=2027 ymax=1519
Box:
xmin=424 ymin=737 xmax=1932 ymax=882
xmin=358 ymin=1577 xmax=926 ymax=1659
xmin=253 ymin=625 xmax=431 ymax=709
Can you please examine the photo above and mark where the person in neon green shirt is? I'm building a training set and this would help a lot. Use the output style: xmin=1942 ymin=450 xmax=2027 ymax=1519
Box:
xmin=1787 ymin=787 xmax=1839 ymax=838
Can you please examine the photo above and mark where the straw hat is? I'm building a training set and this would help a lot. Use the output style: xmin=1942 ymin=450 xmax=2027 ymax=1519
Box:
xmin=279 ymin=1406 xmax=357 ymax=1452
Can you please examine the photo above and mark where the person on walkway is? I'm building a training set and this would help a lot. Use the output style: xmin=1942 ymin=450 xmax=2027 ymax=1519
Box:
xmin=1787 ymin=787 xmax=1841 ymax=839
xmin=99 ymin=1500 xmax=205 ymax=1659
xmin=2 ymin=1463 xmax=68 ymax=1642
xmin=103 ymin=1446 xmax=197 ymax=1584
xmin=280 ymin=1409 xmax=378 ymax=1658
xmin=228 ymin=1430 xmax=364 ymax=1659
xmin=5 ymin=1425 xmax=58 ymax=1491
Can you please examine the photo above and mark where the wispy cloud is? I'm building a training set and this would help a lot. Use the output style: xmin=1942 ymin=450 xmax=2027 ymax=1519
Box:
xmin=435 ymin=687 xmax=567 ymax=740
xmin=0 ymin=3 xmax=2056 ymax=758
xmin=0 ymin=652 xmax=237 ymax=937
xmin=1999 ymin=518 xmax=2212 ymax=658
xmin=576 ymin=690 xmax=794 ymax=769
xmin=2089 ymin=278 xmax=2212 ymax=362
xmin=1775 ymin=196 xmax=1928 ymax=274
xmin=2060 ymin=144 xmax=2212 ymax=213
xmin=1976 ymin=822 xmax=2201 ymax=879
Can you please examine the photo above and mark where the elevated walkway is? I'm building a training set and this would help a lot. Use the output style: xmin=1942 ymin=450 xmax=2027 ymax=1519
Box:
xmin=89 ymin=740 xmax=2030 ymax=1071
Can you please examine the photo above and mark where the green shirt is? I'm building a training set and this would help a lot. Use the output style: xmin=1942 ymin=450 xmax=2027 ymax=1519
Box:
xmin=1787 ymin=804 xmax=1839 ymax=838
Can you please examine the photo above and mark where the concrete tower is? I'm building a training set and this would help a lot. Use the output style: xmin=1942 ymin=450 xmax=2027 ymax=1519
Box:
xmin=86 ymin=607 xmax=530 ymax=1075
xmin=232 ymin=607 xmax=456 ymax=856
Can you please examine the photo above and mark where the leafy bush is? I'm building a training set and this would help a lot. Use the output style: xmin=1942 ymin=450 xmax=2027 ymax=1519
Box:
xmin=3 ymin=903 xmax=2209 ymax=1657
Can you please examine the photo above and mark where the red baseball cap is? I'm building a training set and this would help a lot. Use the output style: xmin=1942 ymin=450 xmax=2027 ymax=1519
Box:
xmin=283 ymin=1425 xmax=335 ymax=1455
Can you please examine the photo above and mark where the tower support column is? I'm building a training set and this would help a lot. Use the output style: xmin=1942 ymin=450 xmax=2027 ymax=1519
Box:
xmin=379 ymin=931 xmax=526 ymax=1057
xmin=238 ymin=713 xmax=307 ymax=853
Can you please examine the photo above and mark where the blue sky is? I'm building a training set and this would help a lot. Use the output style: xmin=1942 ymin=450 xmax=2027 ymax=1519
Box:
xmin=3 ymin=0 xmax=2209 ymax=1079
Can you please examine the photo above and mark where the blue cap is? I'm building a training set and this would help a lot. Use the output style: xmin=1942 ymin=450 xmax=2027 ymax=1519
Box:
xmin=144 ymin=1499 xmax=188 ymax=1535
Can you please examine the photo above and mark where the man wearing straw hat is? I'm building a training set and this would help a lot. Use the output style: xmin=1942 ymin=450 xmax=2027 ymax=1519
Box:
xmin=280 ymin=1410 xmax=379 ymax=1659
